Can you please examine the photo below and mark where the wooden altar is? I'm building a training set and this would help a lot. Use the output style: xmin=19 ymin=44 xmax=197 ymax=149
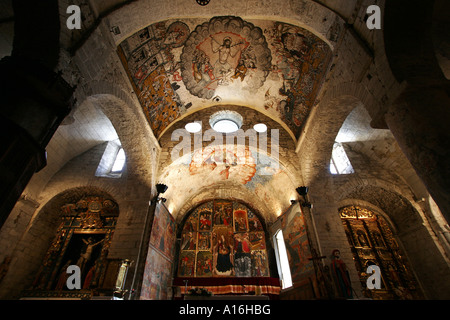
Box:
xmin=173 ymin=277 xmax=281 ymax=299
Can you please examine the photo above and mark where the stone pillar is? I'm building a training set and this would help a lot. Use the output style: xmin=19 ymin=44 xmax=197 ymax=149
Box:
xmin=384 ymin=84 xmax=450 ymax=223
xmin=0 ymin=0 xmax=74 ymax=229
xmin=0 ymin=56 xmax=73 ymax=229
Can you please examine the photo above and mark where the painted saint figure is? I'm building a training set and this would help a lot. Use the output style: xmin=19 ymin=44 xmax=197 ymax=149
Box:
xmin=215 ymin=235 xmax=234 ymax=275
xmin=234 ymin=233 xmax=252 ymax=277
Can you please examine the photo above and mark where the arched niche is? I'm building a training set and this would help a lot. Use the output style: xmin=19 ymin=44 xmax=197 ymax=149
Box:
xmin=338 ymin=205 xmax=424 ymax=300
xmin=21 ymin=191 xmax=122 ymax=299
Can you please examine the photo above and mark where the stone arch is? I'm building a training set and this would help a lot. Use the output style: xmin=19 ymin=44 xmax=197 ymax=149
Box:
xmin=298 ymin=81 xmax=380 ymax=185
xmin=175 ymin=187 xmax=273 ymax=226
xmin=78 ymin=83 xmax=157 ymax=188
xmin=336 ymin=182 xmax=423 ymax=235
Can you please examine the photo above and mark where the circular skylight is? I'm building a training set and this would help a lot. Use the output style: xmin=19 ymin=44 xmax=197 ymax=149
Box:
xmin=213 ymin=119 xmax=239 ymax=133
xmin=185 ymin=122 xmax=202 ymax=133
xmin=253 ymin=123 xmax=267 ymax=133
xmin=209 ymin=110 xmax=243 ymax=133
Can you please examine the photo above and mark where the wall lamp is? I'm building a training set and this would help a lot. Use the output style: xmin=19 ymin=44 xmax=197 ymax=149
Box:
xmin=296 ymin=186 xmax=313 ymax=209
xmin=154 ymin=183 xmax=168 ymax=203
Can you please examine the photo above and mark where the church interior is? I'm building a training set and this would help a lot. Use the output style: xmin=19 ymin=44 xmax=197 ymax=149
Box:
xmin=0 ymin=0 xmax=449 ymax=301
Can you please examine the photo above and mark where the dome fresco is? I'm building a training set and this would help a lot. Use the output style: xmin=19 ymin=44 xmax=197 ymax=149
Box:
xmin=118 ymin=16 xmax=332 ymax=139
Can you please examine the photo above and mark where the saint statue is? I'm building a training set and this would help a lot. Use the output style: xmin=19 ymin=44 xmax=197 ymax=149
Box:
xmin=330 ymin=249 xmax=353 ymax=299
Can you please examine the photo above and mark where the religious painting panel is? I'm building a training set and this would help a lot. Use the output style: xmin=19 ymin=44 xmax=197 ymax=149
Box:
xmin=178 ymin=251 xmax=196 ymax=277
xmin=233 ymin=233 xmax=252 ymax=277
xmin=56 ymin=232 xmax=106 ymax=290
xmin=197 ymin=232 xmax=212 ymax=251
xmin=248 ymin=210 xmax=263 ymax=232
xmin=177 ymin=199 xmax=268 ymax=278
xmin=198 ymin=209 xmax=213 ymax=231
xmin=140 ymin=246 xmax=173 ymax=300
xmin=181 ymin=231 xmax=197 ymax=251
xmin=149 ymin=202 xmax=176 ymax=259
xmin=249 ymin=231 xmax=266 ymax=250
xmin=233 ymin=209 xmax=248 ymax=233
xmin=196 ymin=251 xmax=213 ymax=277
xmin=280 ymin=207 xmax=314 ymax=283
xmin=212 ymin=226 xmax=234 ymax=276
xmin=184 ymin=210 xmax=198 ymax=232
xmin=251 ymin=250 xmax=269 ymax=277
xmin=213 ymin=200 xmax=233 ymax=227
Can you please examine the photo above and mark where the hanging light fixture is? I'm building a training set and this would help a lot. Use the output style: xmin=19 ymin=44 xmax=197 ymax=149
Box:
xmin=196 ymin=0 xmax=210 ymax=5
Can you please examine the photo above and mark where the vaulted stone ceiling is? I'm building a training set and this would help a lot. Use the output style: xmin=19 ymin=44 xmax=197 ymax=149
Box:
xmin=117 ymin=16 xmax=333 ymax=141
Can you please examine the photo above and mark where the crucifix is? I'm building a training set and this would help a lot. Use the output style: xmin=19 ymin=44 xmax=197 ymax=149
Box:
xmin=308 ymin=248 xmax=333 ymax=299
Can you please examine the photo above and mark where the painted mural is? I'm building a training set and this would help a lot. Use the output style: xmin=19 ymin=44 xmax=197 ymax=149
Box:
xmin=178 ymin=199 xmax=269 ymax=278
xmin=278 ymin=204 xmax=314 ymax=283
xmin=118 ymin=16 xmax=331 ymax=139
xmin=180 ymin=16 xmax=272 ymax=99
xmin=160 ymin=145 xmax=295 ymax=215
xmin=140 ymin=202 xmax=176 ymax=300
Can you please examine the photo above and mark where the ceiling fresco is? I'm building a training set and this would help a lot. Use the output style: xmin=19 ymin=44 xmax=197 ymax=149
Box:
xmin=118 ymin=16 xmax=332 ymax=139
xmin=159 ymin=144 xmax=296 ymax=218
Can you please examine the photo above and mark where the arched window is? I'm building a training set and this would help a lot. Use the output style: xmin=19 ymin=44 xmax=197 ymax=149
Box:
xmin=95 ymin=139 xmax=126 ymax=178
xmin=330 ymin=142 xmax=354 ymax=175
xmin=111 ymin=147 xmax=126 ymax=172
xmin=274 ymin=230 xmax=293 ymax=289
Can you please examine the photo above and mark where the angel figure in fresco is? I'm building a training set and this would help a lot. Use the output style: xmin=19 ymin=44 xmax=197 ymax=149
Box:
xmin=210 ymin=35 xmax=245 ymax=85
xmin=231 ymin=59 xmax=248 ymax=81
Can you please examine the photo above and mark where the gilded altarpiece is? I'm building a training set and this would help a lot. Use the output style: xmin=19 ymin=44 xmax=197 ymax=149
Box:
xmin=340 ymin=206 xmax=423 ymax=299
xmin=178 ymin=200 xmax=269 ymax=278
xmin=26 ymin=197 xmax=119 ymax=298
